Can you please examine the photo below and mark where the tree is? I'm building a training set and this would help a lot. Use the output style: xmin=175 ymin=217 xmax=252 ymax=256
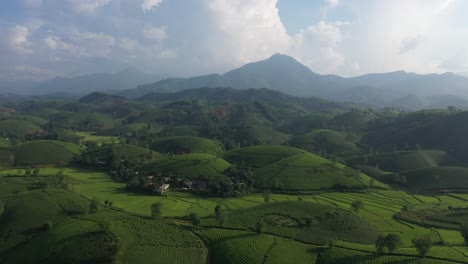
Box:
xmin=385 ymin=233 xmax=402 ymax=253
xmin=351 ymin=200 xmax=364 ymax=212
xmin=89 ymin=199 xmax=99 ymax=213
xmin=215 ymin=204 xmax=225 ymax=225
xmin=376 ymin=233 xmax=402 ymax=254
xmin=255 ymin=220 xmax=265 ymax=233
xmin=412 ymin=235 xmax=432 ymax=257
xmin=33 ymin=168 xmax=40 ymax=177
xmin=263 ymin=189 xmax=271 ymax=204
xmin=151 ymin=202 xmax=162 ymax=219
xmin=42 ymin=220 xmax=53 ymax=231
xmin=188 ymin=213 xmax=200 ymax=226
xmin=375 ymin=234 xmax=386 ymax=254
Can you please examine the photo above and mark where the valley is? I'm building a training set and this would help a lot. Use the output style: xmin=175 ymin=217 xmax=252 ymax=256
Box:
xmin=1 ymin=85 xmax=468 ymax=263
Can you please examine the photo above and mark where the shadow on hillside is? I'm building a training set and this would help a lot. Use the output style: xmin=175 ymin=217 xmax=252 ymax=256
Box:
xmin=215 ymin=232 xmax=258 ymax=244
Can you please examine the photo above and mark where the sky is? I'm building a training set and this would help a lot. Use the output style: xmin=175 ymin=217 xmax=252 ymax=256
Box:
xmin=0 ymin=0 xmax=468 ymax=81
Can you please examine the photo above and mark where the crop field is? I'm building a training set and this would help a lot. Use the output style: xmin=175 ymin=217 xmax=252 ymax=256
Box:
xmin=401 ymin=166 xmax=468 ymax=191
xmin=82 ymin=144 xmax=157 ymax=163
xmin=203 ymin=201 xmax=378 ymax=244
xmin=255 ymin=153 xmax=389 ymax=191
xmin=0 ymin=119 xmax=41 ymax=136
xmin=143 ymin=154 xmax=231 ymax=179
xmin=344 ymin=150 xmax=453 ymax=172
xmin=101 ymin=214 xmax=206 ymax=264
xmin=150 ymin=136 xmax=223 ymax=155
xmin=222 ymin=145 xmax=307 ymax=168
xmin=1 ymin=165 xmax=468 ymax=263
xmin=14 ymin=140 xmax=82 ymax=165
xmin=74 ymin=131 xmax=121 ymax=145
xmin=199 ymin=228 xmax=276 ymax=264
xmin=317 ymin=247 xmax=458 ymax=264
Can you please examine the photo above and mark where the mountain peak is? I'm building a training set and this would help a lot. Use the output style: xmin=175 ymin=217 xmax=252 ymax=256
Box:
xmin=266 ymin=53 xmax=300 ymax=63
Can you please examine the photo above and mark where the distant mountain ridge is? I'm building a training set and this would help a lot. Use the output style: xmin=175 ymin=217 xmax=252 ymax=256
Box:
xmin=0 ymin=68 xmax=168 ymax=96
xmin=119 ymin=54 xmax=468 ymax=110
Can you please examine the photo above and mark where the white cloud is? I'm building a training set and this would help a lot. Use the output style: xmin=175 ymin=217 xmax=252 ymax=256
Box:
xmin=44 ymin=36 xmax=74 ymax=50
xmin=21 ymin=0 xmax=42 ymax=8
xmin=291 ymin=21 xmax=347 ymax=73
xmin=141 ymin=0 xmax=163 ymax=12
xmin=399 ymin=35 xmax=423 ymax=53
xmin=67 ymin=0 xmax=112 ymax=14
xmin=8 ymin=25 xmax=33 ymax=54
xmin=205 ymin=0 xmax=291 ymax=69
xmin=160 ymin=49 xmax=177 ymax=59
xmin=119 ymin=38 xmax=140 ymax=51
xmin=143 ymin=26 xmax=168 ymax=42
xmin=321 ymin=0 xmax=339 ymax=19
xmin=71 ymin=31 xmax=116 ymax=56
xmin=13 ymin=65 xmax=49 ymax=74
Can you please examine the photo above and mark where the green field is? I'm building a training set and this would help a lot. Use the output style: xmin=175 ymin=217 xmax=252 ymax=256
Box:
xmin=1 ymin=166 xmax=468 ymax=263
xmin=0 ymin=119 xmax=41 ymax=135
xmin=345 ymin=150 xmax=457 ymax=172
xmin=14 ymin=140 xmax=82 ymax=165
xmin=255 ymin=152 xmax=389 ymax=191
xmin=143 ymin=153 xmax=231 ymax=179
xmin=222 ymin=145 xmax=307 ymax=168
xmin=74 ymin=131 xmax=121 ymax=145
xmin=151 ymin=136 xmax=223 ymax=155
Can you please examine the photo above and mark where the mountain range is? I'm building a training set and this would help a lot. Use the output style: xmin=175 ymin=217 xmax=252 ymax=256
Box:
xmin=0 ymin=68 xmax=167 ymax=96
xmin=2 ymin=54 xmax=468 ymax=110
xmin=118 ymin=54 xmax=468 ymax=110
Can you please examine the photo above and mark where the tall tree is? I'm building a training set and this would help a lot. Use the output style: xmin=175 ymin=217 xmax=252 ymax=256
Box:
xmin=351 ymin=200 xmax=364 ymax=212
xmin=263 ymin=189 xmax=271 ymax=204
xmin=188 ymin=213 xmax=200 ymax=226
xmin=151 ymin=202 xmax=162 ymax=219
xmin=412 ymin=235 xmax=432 ymax=257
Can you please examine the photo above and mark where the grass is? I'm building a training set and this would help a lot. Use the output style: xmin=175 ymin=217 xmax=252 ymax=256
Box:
xmin=222 ymin=145 xmax=307 ymax=168
xmin=204 ymin=201 xmax=379 ymax=245
xmin=14 ymin=140 xmax=82 ymax=165
xmin=317 ymin=247 xmax=457 ymax=264
xmin=75 ymin=131 xmax=121 ymax=145
xmin=199 ymin=228 xmax=277 ymax=264
xmin=0 ymin=188 xmax=90 ymax=254
xmin=82 ymin=144 xmax=157 ymax=165
xmin=345 ymin=150 xmax=455 ymax=172
xmin=143 ymin=153 xmax=231 ymax=179
xmin=1 ymin=166 xmax=466 ymax=263
xmin=255 ymin=153 xmax=389 ymax=191
xmin=0 ymin=119 xmax=41 ymax=135
xmin=150 ymin=136 xmax=223 ymax=155
xmin=401 ymin=166 xmax=468 ymax=192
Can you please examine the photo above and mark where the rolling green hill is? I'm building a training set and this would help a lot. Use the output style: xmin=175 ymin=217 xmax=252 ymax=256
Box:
xmin=204 ymin=201 xmax=379 ymax=245
xmin=289 ymin=129 xmax=360 ymax=156
xmin=0 ymin=189 xmax=90 ymax=255
xmin=15 ymin=140 xmax=82 ymax=165
xmin=222 ymin=145 xmax=307 ymax=168
xmin=254 ymin=153 xmax=388 ymax=191
xmin=151 ymin=136 xmax=223 ymax=155
xmin=81 ymin=144 xmax=157 ymax=166
xmin=49 ymin=111 xmax=114 ymax=131
xmin=344 ymin=150 xmax=458 ymax=172
xmin=400 ymin=166 xmax=468 ymax=192
xmin=0 ymin=119 xmax=42 ymax=136
xmin=142 ymin=153 xmax=231 ymax=179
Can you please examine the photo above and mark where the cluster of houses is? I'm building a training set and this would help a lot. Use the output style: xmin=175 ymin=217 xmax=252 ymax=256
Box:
xmin=145 ymin=175 xmax=171 ymax=194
